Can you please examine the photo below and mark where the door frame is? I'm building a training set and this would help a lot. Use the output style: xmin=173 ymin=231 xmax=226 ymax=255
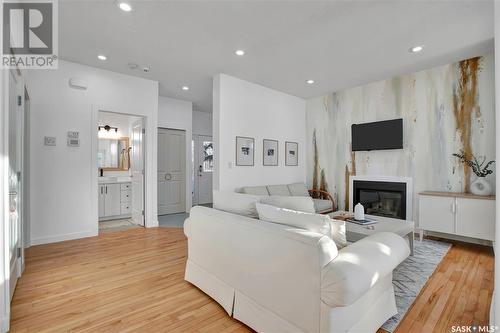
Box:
xmin=0 ymin=67 xmax=29 ymax=332
xmin=91 ymin=106 xmax=150 ymax=231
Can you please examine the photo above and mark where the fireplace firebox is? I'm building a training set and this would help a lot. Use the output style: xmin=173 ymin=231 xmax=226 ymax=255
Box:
xmin=352 ymin=180 xmax=407 ymax=220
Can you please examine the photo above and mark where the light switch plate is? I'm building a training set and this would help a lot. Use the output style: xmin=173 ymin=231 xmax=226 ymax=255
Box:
xmin=67 ymin=131 xmax=79 ymax=139
xmin=67 ymin=138 xmax=80 ymax=147
xmin=44 ymin=136 xmax=56 ymax=146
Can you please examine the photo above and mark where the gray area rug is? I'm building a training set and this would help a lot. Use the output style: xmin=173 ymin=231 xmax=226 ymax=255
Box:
xmin=382 ymin=238 xmax=452 ymax=332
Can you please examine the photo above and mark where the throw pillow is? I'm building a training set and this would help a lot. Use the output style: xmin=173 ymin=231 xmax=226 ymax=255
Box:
xmin=260 ymin=195 xmax=315 ymax=213
xmin=213 ymin=191 xmax=261 ymax=218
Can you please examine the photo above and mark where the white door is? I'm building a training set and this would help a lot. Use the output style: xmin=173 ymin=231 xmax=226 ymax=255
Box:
xmin=8 ymin=70 xmax=23 ymax=299
xmin=131 ymin=120 xmax=145 ymax=226
xmin=104 ymin=184 xmax=121 ymax=216
xmin=158 ymin=128 xmax=186 ymax=215
xmin=193 ymin=135 xmax=213 ymax=205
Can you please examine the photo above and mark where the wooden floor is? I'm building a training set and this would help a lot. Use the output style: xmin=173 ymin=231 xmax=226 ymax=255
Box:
xmin=10 ymin=228 xmax=493 ymax=333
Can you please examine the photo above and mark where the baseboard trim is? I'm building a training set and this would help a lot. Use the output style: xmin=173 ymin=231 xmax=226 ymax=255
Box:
xmin=30 ymin=230 xmax=98 ymax=246
xmin=425 ymin=230 xmax=493 ymax=246
xmin=0 ymin=314 xmax=9 ymax=333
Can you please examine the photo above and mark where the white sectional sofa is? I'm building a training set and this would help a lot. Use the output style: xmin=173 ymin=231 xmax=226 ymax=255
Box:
xmin=184 ymin=204 xmax=410 ymax=333
xmin=241 ymin=182 xmax=336 ymax=214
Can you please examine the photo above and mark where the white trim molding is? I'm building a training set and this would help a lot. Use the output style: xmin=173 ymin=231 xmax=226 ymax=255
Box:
xmin=349 ymin=175 xmax=413 ymax=220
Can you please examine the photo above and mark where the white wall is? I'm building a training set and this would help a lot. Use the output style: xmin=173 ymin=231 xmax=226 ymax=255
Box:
xmin=158 ymin=96 xmax=193 ymax=211
xmin=193 ymin=110 xmax=212 ymax=136
xmin=26 ymin=60 xmax=159 ymax=245
xmin=494 ymin=0 xmax=500 ymax=327
xmin=213 ymin=74 xmax=306 ymax=192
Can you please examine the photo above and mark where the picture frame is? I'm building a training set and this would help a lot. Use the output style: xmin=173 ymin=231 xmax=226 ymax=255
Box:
xmin=285 ymin=141 xmax=298 ymax=166
xmin=236 ymin=136 xmax=255 ymax=166
xmin=263 ymin=139 xmax=278 ymax=166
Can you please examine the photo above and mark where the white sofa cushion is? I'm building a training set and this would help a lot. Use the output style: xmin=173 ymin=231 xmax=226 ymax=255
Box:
xmin=241 ymin=186 xmax=269 ymax=196
xmin=287 ymin=182 xmax=310 ymax=197
xmin=260 ymin=196 xmax=315 ymax=213
xmin=313 ymin=198 xmax=334 ymax=213
xmin=321 ymin=232 xmax=410 ymax=307
xmin=267 ymin=185 xmax=291 ymax=196
xmin=213 ymin=191 xmax=261 ymax=218
xmin=256 ymin=203 xmax=346 ymax=248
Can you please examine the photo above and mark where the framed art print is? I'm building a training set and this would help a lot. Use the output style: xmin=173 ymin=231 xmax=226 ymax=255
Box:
xmin=236 ymin=136 xmax=255 ymax=166
xmin=263 ymin=139 xmax=278 ymax=166
xmin=285 ymin=141 xmax=298 ymax=166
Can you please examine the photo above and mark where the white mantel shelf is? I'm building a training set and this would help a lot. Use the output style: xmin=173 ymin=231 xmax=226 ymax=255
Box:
xmin=420 ymin=191 xmax=495 ymax=201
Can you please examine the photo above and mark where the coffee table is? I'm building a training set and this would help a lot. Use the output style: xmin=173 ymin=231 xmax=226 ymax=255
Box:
xmin=329 ymin=211 xmax=415 ymax=256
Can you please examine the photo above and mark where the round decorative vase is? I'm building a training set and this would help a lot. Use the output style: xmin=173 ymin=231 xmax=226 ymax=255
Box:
xmin=470 ymin=177 xmax=492 ymax=196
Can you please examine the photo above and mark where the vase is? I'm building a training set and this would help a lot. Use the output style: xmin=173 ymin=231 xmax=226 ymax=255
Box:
xmin=470 ymin=177 xmax=492 ymax=196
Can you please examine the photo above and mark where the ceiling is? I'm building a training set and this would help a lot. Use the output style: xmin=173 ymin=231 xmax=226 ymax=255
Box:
xmin=59 ymin=0 xmax=494 ymax=113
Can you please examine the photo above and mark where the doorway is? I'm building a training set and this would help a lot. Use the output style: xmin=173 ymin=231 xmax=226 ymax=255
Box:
xmin=157 ymin=128 xmax=186 ymax=215
xmin=96 ymin=111 xmax=145 ymax=233
xmin=192 ymin=135 xmax=213 ymax=206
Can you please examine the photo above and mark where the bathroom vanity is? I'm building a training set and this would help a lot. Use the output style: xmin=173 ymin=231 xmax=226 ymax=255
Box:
xmin=98 ymin=177 xmax=132 ymax=221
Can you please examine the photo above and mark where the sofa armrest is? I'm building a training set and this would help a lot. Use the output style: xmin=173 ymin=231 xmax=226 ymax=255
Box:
xmin=184 ymin=218 xmax=191 ymax=238
xmin=321 ymin=232 xmax=410 ymax=307
xmin=308 ymin=189 xmax=336 ymax=212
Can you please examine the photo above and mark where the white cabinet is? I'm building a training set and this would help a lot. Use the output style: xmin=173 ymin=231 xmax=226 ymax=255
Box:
xmin=456 ymin=198 xmax=495 ymax=240
xmin=419 ymin=195 xmax=455 ymax=234
xmin=419 ymin=192 xmax=495 ymax=241
xmin=98 ymin=182 xmax=132 ymax=220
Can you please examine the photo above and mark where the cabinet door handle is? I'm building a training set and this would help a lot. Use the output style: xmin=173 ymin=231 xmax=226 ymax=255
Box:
xmin=106 ymin=186 xmax=108 ymax=194
xmin=451 ymin=201 xmax=456 ymax=214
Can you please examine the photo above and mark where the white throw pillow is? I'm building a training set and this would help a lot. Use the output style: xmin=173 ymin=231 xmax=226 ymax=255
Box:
xmin=260 ymin=195 xmax=315 ymax=213
xmin=256 ymin=203 xmax=347 ymax=248
xmin=213 ymin=191 xmax=261 ymax=218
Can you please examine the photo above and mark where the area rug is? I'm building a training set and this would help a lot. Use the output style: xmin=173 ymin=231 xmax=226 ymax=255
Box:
xmin=381 ymin=238 xmax=452 ymax=332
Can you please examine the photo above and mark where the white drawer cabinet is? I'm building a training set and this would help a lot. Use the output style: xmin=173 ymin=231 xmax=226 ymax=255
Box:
xmin=98 ymin=182 xmax=132 ymax=220
xmin=419 ymin=192 xmax=495 ymax=241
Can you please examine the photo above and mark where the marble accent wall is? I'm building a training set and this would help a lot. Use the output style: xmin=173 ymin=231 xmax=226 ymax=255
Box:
xmin=306 ymin=54 xmax=495 ymax=222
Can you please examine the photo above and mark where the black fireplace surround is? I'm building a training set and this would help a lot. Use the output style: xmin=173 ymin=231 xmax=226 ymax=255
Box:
xmin=352 ymin=180 xmax=407 ymax=220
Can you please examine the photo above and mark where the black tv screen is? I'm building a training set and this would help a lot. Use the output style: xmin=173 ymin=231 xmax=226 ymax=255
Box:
xmin=351 ymin=119 xmax=403 ymax=151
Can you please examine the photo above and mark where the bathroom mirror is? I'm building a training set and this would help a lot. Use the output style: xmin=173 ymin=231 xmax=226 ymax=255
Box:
xmin=97 ymin=137 xmax=130 ymax=170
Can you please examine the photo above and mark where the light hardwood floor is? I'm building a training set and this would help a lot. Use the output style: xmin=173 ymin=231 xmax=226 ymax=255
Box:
xmin=10 ymin=228 xmax=493 ymax=332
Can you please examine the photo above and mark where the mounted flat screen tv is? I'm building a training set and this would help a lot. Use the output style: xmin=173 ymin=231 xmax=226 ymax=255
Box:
xmin=351 ymin=119 xmax=403 ymax=151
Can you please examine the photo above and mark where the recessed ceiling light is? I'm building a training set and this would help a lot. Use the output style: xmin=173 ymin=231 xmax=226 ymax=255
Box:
xmin=306 ymin=79 xmax=315 ymax=85
xmin=118 ymin=2 xmax=132 ymax=12
xmin=235 ymin=50 xmax=245 ymax=56
xmin=97 ymin=55 xmax=107 ymax=61
xmin=182 ymin=86 xmax=189 ymax=91
xmin=409 ymin=45 xmax=424 ymax=53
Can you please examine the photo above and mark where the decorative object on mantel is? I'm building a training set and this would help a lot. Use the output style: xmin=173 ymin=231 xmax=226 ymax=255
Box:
xmin=453 ymin=150 xmax=495 ymax=196
xmin=354 ymin=202 xmax=365 ymax=221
